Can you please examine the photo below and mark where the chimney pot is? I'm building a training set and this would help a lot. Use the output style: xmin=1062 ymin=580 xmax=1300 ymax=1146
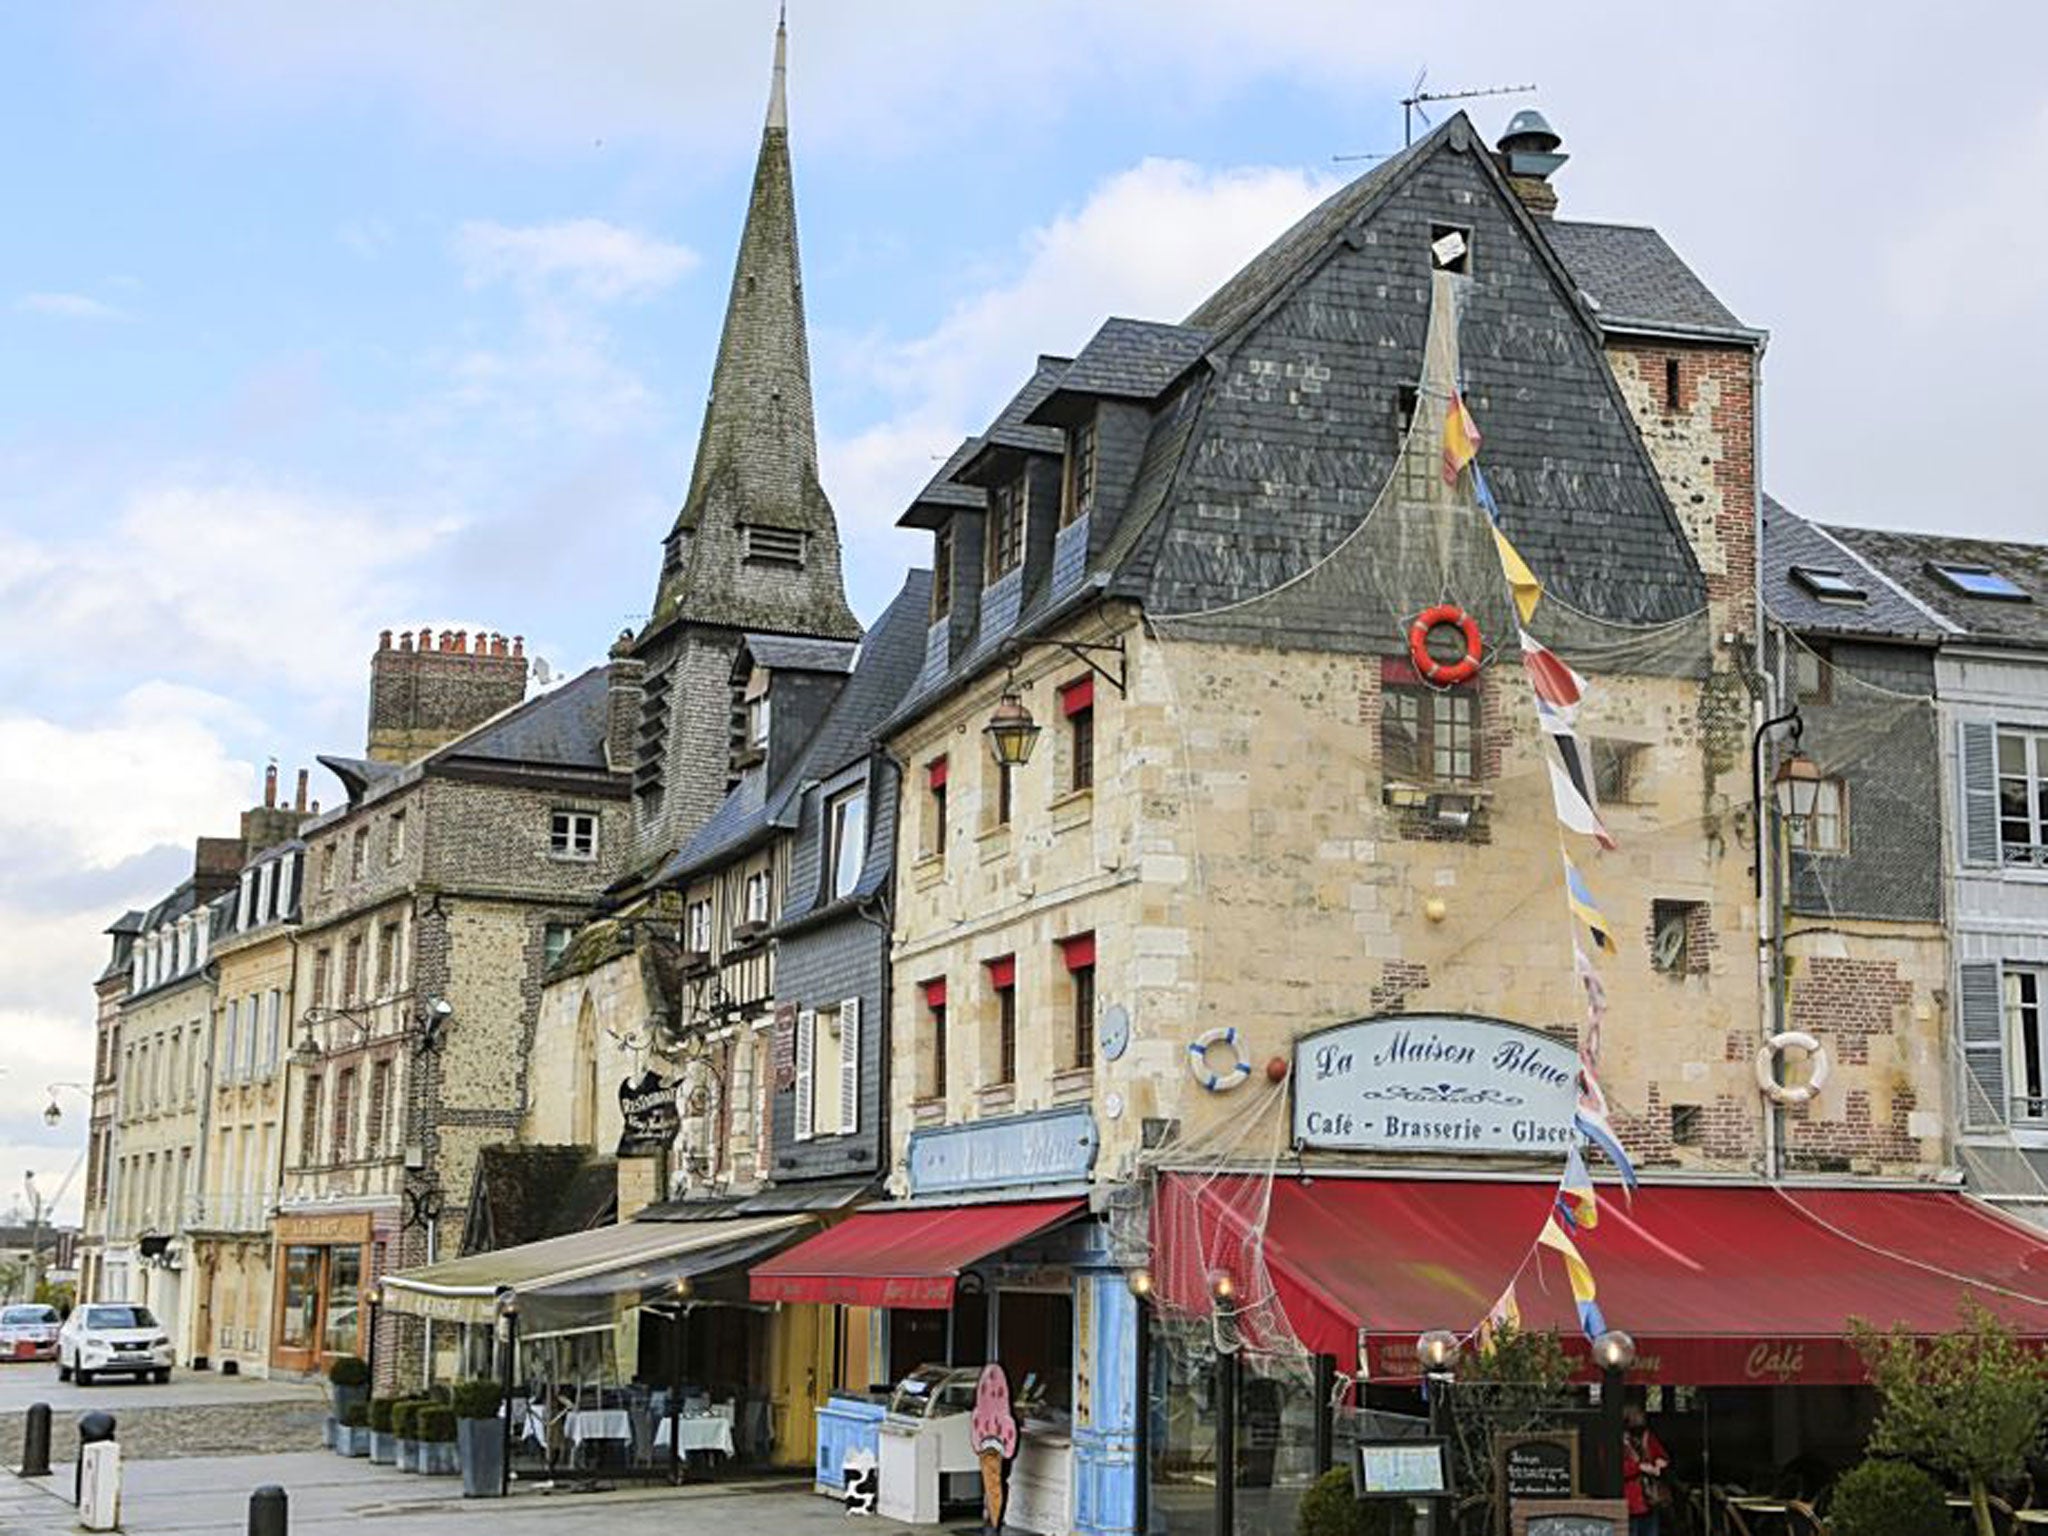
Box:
xmin=311 ymin=799 xmax=321 ymax=814
xmin=440 ymin=629 xmax=456 ymax=652
xmin=513 ymin=636 xmax=525 ymax=658
xmin=399 ymin=630 xmax=414 ymax=652
xmin=295 ymin=768 xmax=309 ymax=812
xmin=264 ymin=764 xmax=278 ymax=808
xmin=378 ymin=629 xmax=393 ymax=651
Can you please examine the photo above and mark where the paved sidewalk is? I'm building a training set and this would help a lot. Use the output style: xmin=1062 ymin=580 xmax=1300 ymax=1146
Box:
xmin=3 ymin=1454 xmax=949 ymax=1535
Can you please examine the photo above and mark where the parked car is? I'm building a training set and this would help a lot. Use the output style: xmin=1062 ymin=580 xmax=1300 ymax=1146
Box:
xmin=0 ymin=1304 xmax=61 ymax=1361
xmin=56 ymin=1304 xmax=172 ymax=1385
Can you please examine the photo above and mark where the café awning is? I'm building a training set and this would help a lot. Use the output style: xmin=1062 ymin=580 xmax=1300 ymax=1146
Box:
xmin=749 ymin=1198 xmax=1086 ymax=1309
xmin=1154 ymin=1174 xmax=2048 ymax=1385
xmin=382 ymin=1212 xmax=812 ymax=1327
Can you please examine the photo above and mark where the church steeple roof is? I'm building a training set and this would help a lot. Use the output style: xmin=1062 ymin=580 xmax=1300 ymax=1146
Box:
xmin=647 ymin=9 xmax=859 ymax=643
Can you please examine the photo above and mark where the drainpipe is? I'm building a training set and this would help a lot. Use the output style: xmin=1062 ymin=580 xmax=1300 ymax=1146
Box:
xmin=1752 ymin=700 xmax=1801 ymax=1181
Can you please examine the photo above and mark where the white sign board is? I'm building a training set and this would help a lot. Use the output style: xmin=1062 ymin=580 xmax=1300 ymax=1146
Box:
xmin=1294 ymin=1015 xmax=1579 ymax=1154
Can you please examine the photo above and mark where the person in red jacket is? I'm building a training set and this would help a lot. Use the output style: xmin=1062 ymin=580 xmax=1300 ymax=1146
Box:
xmin=1621 ymin=1405 xmax=1671 ymax=1536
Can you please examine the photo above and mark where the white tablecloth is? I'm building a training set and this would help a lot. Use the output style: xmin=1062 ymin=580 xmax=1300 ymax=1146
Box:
xmin=567 ymin=1409 xmax=632 ymax=1447
xmin=656 ymin=1415 xmax=735 ymax=1456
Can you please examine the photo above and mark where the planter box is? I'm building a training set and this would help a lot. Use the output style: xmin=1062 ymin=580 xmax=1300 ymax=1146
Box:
xmin=420 ymin=1441 xmax=459 ymax=1477
xmin=397 ymin=1438 xmax=422 ymax=1472
xmin=338 ymin=1425 xmax=371 ymax=1457
xmin=458 ymin=1417 xmax=506 ymax=1499
xmin=332 ymin=1382 xmax=369 ymax=1421
xmin=322 ymin=1416 xmax=337 ymax=1450
xmin=369 ymin=1431 xmax=397 ymax=1466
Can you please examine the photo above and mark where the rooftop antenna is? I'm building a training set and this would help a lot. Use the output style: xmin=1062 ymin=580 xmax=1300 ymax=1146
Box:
xmin=1400 ymin=68 xmax=1538 ymax=146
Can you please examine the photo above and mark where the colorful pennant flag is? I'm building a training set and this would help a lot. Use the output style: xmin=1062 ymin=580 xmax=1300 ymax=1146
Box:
xmin=1520 ymin=630 xmax=1586 ymax=716
xmin=1492 ymin=526 xmax=1544 ymax=624
xmin=1547 ymin=754 xmax=1616 ymax=850
xmin=1538 ymin=1213 xmax=1608 ymax=1340
xmin=1476 ymin=1283 xmax=1523 ymax=1354
xmin=1441 ymin=390 xmax=1482 ymax=485
xmin=1472 ymin=463 xmax=1502 ymax=526
xmin=1562 ymin=853 xmax=1618 ymax=954
xmin=1556 ymin=1143 xmax=1599 ymax=1231
xmin=1575 ymin=1105 xmax=1641 ymax=1192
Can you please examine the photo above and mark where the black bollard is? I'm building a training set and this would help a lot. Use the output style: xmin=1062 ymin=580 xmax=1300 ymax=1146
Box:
xmin=20 ymin=1402 xmax=51 ymax=1477
xmin=74 ymin=1412 xmax=116 ymax=1506
xmin=248 ymin=1484 xmax=288 ymax=1536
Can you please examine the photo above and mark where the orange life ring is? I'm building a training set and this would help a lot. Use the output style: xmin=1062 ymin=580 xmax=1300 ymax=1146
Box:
xmin=1407 ymin=604 xmax=1484 ymax=686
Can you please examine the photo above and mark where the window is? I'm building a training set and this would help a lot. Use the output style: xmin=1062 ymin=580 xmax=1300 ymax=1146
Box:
xmin=242 ymin=994 xmax=259 ymax=1078
xmin=299 ymin=1075 xmax=323 ymax=1165
xmin=222 ymin=1000 xmax=240 ymax=1086
xmin=810 ymin=1006 xmax=845 ymax=1137
xmin=1663 ymin=355 xmax=1682 ymax=412
xmin=1062 ymin=934 xmax=1096 ymax=1070
xmin=342 ymin=936 xmax=362 ymax=1005
xmin=1650 ymin=899 xmax=1707 ymax=976
xmin=827 ymin=787 xmax=868 ymax=901
xmin=1931 ymin=563 xmax=2029 ymax=601
xmin=543 ymin=922 xmax=574 ymax=971
xmin=922 ymin=979 xmax=948 ymax=1101
xmin=1790 ymin=567 xmax=1867 ymax=604
xmin=368 ymin=1059 xmax=392 ymax=1155
xmin=320 ymin=845 xmax=336 ymax=893
xmin=265 ymin=989 xmax=282 ymax=1074
xmin=684 ymin=900 xmax=712 ymax=954
xmin=1392 ymin=386 xmax=1434 ymax=501
xmin=1792 ymin=643 xmax=1831 ymax=704
xmin=932 ymin=525 xmax=954 ymax=618
xmin=257 ymin=861 xmax=275 ymax=925
xmin=991 ymin=752 xmax=1014 ymax=829
xmin=550 ymin=810 xmax=598 ymax=861
xmin=237 ymin=871 xmax=254 ymax=931
xmin=988 ymin=477 xmax=1025 ymax=580
xmin=988 ymin=957 xmax=1017 ymax=1086
xmin=312 ymin=947 xmax=332 ymax=1009
xmin=1064 ymin=419 xmax=1097 ymax=525
xmin=331 ymin=1068 xmax=357 ymax=1162
xmin=743 ymin=524 xmax=807 ymax=567
xmin=1670 ymin=1103 xmax=1704 ymax=1147
xmin=1796 ymin=778 xmax=1848 ymax=853
xmin=1382 ymin=682 xmax=1477 ymax=783
xmin=388 ymin=810 xmax=407 ymax=865
xmin=350 ymin=827 xmax=369 ymax=880
xmin=376 ymin=922 xmax=399 ymax=998
xmin=743 ymin=869 xmax=773 ymax=927
xmin=2011 ymin=970 xmax=2048 ymax=1121
xmin=1999 ymin=729 xmax=2048 ymax=863
xmin=1061 ymin=678 xmax=1095 ymax=793
xmin=1429 ymin=223 xmax=1471 ymax=274
xmin=927 ymin=757 xmax=949 ymax=860
xmin=1591 ymin=739 xmax=1646 ymax=805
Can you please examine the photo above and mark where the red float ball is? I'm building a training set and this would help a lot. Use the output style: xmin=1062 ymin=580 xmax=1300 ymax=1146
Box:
xmin=1265 ymin=1056 xmax=1289 ymax=1083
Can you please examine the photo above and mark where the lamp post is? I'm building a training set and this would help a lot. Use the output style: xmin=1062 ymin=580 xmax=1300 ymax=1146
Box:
xmin=363 ymin=1283 xmax=382 ymax=1389
xmin=1591 ymin=1329 xmax=1637 ymax=1501
xmin=22 ymin=1172 xmax=43 ymax=1304
xmin=494 ymin=1289 xmax=519 ymax=1498
xmin=1416 ymin=1330 xmax=1461 ymax=1536
xmin=1209 ymin=1271 xmax=1240 ymax=1536
xmin=1751 ymin=706 xmax=1817 ymax=1180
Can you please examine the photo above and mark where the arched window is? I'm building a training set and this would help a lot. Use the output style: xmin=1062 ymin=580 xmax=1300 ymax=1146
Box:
xmin=572 ymin=997 xmax=600 ymax=1148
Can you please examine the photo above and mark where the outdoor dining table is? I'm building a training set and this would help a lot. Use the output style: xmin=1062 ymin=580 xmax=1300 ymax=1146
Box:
xmin=654 ymin=1414 xmax=736 ymax=1457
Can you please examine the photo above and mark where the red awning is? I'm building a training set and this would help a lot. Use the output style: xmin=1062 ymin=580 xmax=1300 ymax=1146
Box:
xmin=1155 ymin=1175 xmax=2048 ymax=1386
xmin=750 ymin=1199 xmax=1085 ymax=1310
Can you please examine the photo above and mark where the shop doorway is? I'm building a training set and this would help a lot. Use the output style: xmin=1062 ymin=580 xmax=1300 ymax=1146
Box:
xmin=272 ymin=1242 xmax=366 ymax=1374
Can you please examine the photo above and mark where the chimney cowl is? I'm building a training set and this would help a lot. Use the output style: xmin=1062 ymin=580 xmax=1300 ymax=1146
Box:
xmin=1498 ymin=108 xmax=1562 ymax=155
xmin=1497 ymin=107 xmax=1569 ymax=192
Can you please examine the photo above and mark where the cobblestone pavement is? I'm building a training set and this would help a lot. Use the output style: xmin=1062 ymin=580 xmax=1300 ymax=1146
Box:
xmin=0 ymin=1394 xmax=326 ymax=1464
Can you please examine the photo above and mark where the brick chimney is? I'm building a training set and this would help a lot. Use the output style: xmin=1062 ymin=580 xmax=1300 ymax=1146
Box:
xmin=241 ymin=762 xmax=316 ymax=854
xmin=605 ymin=630 xmax=644 ymax=776
xmin=366 ymin=626 xmax=529 ymax=764
xmin=1495 ymin=108 xmax=1568 ymax=220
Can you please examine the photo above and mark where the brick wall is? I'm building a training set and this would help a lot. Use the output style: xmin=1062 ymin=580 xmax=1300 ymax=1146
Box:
xmin=366 ymin=628 xmax=528 ymax=764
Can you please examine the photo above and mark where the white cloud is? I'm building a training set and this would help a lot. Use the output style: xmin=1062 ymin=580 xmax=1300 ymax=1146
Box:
xmin=820 ymin=157 xmax=1341 ymax=549
xmin=453 ymin=218 xmax=697 ymax=303
xmin=15 ymin=292 xmax=127 ymax=322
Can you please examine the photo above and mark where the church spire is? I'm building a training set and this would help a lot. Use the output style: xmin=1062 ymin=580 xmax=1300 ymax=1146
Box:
xmin=648 ymin=7 xmax=858 ymax=643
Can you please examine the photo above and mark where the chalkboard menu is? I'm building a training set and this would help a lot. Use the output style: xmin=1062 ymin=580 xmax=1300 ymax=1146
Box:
xmin=1511 ymin=1497 xmax=1626 ymax=1536
xmin=1499 ymin=1431 xmax=1577 ymax=1502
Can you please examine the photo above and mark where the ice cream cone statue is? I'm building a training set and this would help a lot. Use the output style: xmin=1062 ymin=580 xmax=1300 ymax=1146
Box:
xmin=971 ymin=1363 xmax=1018 ymax=1534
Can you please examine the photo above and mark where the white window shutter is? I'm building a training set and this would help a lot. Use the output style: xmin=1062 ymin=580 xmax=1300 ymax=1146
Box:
xmin=1960 ymin=720 xmax=2001 ymax=868
xmin=839 ymin=996 xmax=861 ymax=1136
xmin=794 ymin=1008 xmax=816 ymax=1142
xmin=1959 ymin=961 xmax=2008 ymax=1128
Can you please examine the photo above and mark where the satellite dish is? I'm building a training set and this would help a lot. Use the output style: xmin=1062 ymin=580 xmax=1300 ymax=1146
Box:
xmin=532 ymin=657 xmax=555 ymax=686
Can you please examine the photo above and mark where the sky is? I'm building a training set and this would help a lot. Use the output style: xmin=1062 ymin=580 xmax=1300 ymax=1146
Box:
xmin=4 ymin=1 xmax=2044 ymax=1222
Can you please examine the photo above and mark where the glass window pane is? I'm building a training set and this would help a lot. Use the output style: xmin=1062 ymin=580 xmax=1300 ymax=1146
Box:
xmin=2001 ymin=733 xmax=2027 ymax=774
xmin=324 ymin=1247 xmax=361 ymax=1357
xmin=280 ymin=1247 xmax=320 ymax=1349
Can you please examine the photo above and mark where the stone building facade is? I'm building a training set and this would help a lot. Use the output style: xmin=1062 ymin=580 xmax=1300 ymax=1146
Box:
xmin=78 ymin=916 xmax=137 ymax=1305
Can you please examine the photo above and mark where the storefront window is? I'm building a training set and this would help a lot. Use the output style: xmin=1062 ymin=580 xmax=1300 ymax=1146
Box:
xmin=325 ymin=1246 xmax=362 ymax=1358
xmin=1148 ymin=1317 xmax=1220 ymax=1536
xmin=996 ymin=1290 xmax=1074 ymax=1412
xmin=280 ymin=1246 xmax=320 ymax=1350
xmin=1234 ymin=1355 xmax=1323 ymax=1536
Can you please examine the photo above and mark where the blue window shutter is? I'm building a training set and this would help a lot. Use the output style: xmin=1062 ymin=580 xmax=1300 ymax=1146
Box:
xmin=1959 ymin=960 xmax=2007 ymax=1129
xmin=1961 ymin=720 xmax=2001 ymax=868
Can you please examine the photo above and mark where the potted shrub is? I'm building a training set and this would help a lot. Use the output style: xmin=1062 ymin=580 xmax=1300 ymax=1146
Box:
xmin=393 ymin=1399 xmax=428 ymax=1472
xmin=327 ymin=1354 xmax=371 ymax=1420
xmin=338 ymin=1401 xmax=372 ymax=1457
xmin=450 ymin=1378 xmax=506 ymax=1498
xmin=368 ymin=1396 xmax=399 ymax=1466
xmin=1829 ymin=1459 xmax=1948 ymax=1536
xmin=1298 ymin=1468 xmax=1414 ymax=1536
xmin=417 ymin=1405 xmax=459 ymax=1477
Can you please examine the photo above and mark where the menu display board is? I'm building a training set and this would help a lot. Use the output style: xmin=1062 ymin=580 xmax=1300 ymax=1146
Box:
xmin=1499 ymin=1431 xmax=1578 ymax=1502
xmin=1354 ymin=1440 xmax=1450 ymax=1498
xmin=1511 ymin=1497 xmax=1627 ymax=1536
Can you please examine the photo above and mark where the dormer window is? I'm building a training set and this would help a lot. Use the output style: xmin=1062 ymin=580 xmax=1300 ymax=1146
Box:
xmin=988 ymin=478 xmax=1026 ymax=580
xmin=1790 ymin=566 xmax=1867 ymax=604
xmin=1063 ymin=419 xmax=1097 ymax=526
xmin=932 ymin=525 xmax=954 ymax=618
xmin=743 ymin=525 xmax=806 ymax=568
xmin=827 ymin=786 xmax=869 ymax=901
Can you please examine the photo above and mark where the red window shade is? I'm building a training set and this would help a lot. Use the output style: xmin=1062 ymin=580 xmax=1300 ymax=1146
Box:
xmin=1059 ymin=932 xmax=1096 ymax=971
xmin=928 ymin=756 xmax=949 ymax=789
xmin=985 ymin=955 xmax=1016 ymax=990
xmin=1060 ymin=676 xmax=1094 ymax=716
xmin=921 ymin=977 xmax=947 ymax=1009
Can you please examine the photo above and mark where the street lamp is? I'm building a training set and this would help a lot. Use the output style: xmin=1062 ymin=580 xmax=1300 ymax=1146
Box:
xmin=42 ymin=1082 xmax=90 ymax=1128
xmin=983 ymin=690 xmax=1041 ymax=768
xmin=1417 ymin=1330 xmax=1462 ymax=1536
xmin=1592 ymin=1329 xmax=1637 ymax=1500
xmin=1772 ymin=749 xmax=1825 ymax=831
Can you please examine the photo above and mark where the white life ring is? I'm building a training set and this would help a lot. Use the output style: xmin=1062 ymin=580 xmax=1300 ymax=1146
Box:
xmin=1188 ymin=1027 xmax=1252 ymax=1092
xmin=1755 ymin=1031 xmax=1831 ymax=1105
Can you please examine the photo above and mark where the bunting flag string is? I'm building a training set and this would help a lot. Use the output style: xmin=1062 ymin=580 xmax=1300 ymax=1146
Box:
xmin=1537 ymin=1213 xmax=1609 ymax=1340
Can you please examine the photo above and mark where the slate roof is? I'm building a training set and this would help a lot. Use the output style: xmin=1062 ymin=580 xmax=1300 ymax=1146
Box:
xmin=1827 ymin=524 xmax=2048 ymax=650
xmin=958 ymin=358 xmax=1070 ymax=478
xmin=463 ymin=1144 xmax=617 ymax=1256
xmin=1544 ymin=221 xmax=1753 ymax=337
xmin=656 ymin=568 xmax=934 ymax=885
xmin=898 ymin=439 xmax=987 ymax=530
xmin=315 ymin=754 xmax=402 ymax=803
xmin=438 ymin=664 xmax=612 ymax=771
xmin=1762 ymin=496 xmax=1947 ymax=641
xmin=743 ymin=634 xmax=857 ymax=674
xmin=1027 ymin=319 xmax=1212 ymax=421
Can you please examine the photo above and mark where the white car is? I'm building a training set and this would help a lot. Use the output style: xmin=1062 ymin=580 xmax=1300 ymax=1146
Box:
xmin=0 ymin=1304 xmax=60 ymax=1361
xmin=56 ymin=1304 xmax=173 ymax=1386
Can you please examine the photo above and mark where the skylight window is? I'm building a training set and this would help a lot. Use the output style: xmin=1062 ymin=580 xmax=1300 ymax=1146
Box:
xmin=1790 ymin=566 xmax=1867 ymax=604
xmin=1929 ymin=563 xmax=2029 ymax=601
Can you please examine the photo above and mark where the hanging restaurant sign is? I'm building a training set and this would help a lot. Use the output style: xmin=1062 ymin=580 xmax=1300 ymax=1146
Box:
xmin=1293 ymin=1014 xmax=1579 ymax=1155
xmin=617 ymin=1071 xmax=681 ymax=1156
